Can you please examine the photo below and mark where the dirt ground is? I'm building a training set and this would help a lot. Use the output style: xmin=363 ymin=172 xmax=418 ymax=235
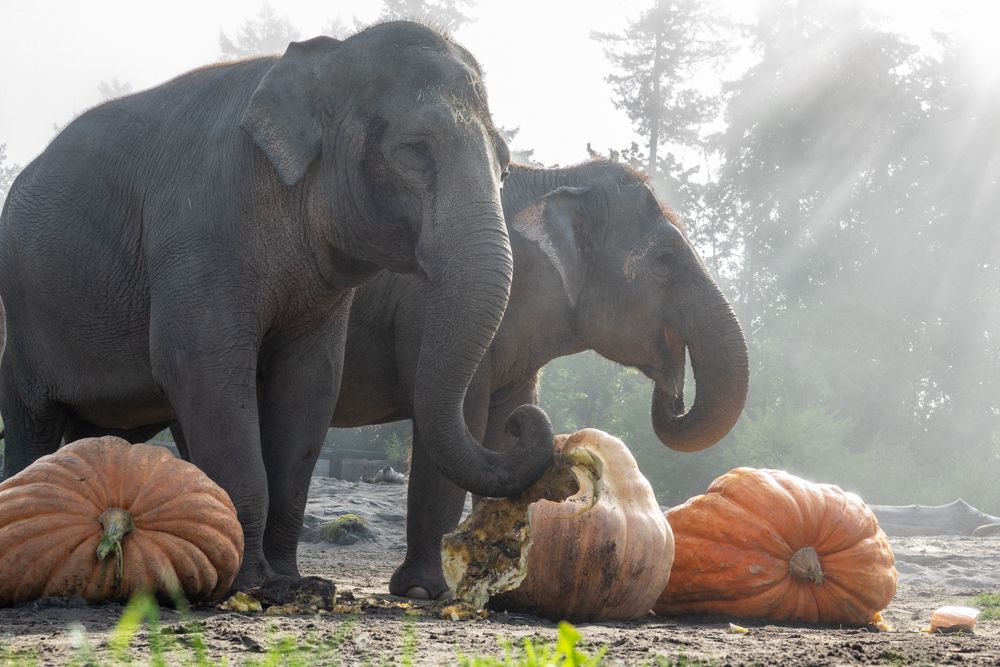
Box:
xmin=2 ymin=477 xmax=1000 ymax=666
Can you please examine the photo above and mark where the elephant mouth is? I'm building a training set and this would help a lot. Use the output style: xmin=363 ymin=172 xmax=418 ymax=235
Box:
xmin=639 ymin=325 xmax=688 ymax=416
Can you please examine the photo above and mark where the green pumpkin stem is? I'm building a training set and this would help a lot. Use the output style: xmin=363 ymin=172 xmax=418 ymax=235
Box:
xmin=97 ymin=508 xmax=135 ymax=587
xmin=789 ymin=546 xmax=824 ymax=585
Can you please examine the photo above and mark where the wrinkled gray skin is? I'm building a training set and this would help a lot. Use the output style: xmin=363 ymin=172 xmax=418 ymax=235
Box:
xmin=0 ymin=22 xmax=555 ymax=594
xmin=332 ymin=160 xmax=749 ymax=599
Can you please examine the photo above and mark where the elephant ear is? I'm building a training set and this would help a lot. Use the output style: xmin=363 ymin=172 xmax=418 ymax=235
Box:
xmin=510 ymin=186 xmax=589 ymax=307
xmin=240 ymin=36 xmax=341 ymax=187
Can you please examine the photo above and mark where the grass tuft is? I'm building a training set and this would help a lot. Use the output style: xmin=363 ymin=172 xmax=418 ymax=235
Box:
xmin=54 ymin=592 xmax=358 ymax=666
xmin=969 ymin=591 xmax=1000 ymax=620
xmin=3 ymin=592 xmax=732 ymax=666
xmin=458 ymin=621 xmax=607 ymax=666
xmin=320 ymin=513 xmax=374 ymax=544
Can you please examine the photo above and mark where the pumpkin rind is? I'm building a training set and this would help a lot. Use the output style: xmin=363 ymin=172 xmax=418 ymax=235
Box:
xmin=0 ymin=436 xmax=244 ymax=606
xmin=653 ymin=467 xmax=896 ymax=625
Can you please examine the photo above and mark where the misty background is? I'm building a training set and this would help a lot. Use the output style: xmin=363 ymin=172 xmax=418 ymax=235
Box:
xmin=1 ymin=0 xmax=998 ymax=511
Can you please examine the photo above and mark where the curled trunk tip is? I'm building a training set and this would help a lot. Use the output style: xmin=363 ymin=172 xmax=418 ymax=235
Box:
xmin=652 ymin=304 xmax=749 ymax=452
xmin=412 ymin=211 xmax=553 ymax=498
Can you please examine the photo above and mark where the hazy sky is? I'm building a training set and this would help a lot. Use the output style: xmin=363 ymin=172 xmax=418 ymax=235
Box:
xmin=0 ymin=1 xmax=995 ymax=169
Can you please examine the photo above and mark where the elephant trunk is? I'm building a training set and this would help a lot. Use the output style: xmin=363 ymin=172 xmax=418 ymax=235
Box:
xmin=412 ymin=206 xmax=553 ymax=498
xmin=652 ymin=283 xmax=749 ymax=452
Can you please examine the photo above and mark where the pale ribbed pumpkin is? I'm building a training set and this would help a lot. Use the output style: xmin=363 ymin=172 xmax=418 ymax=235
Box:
xmin=444 ymin=428 xmax=673 ymax=621
xmin=654 ymin=467 xmax=896 ymax=625
xmin=0 ymin=436 xmax=243 ymax=606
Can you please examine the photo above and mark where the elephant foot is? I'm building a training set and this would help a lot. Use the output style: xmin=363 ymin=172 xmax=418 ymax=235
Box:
xmin=227 ymin=558 xmax=271 ymax=597
xmin=263 ymin=553 xmax=300 ymax=578
xmin=403 ymin=585 xmax=454 ymax=601
xmin=244 ymin=575 xmax=337 ymax=613
xmin=389 ymin=561 xmax=452 ymax=600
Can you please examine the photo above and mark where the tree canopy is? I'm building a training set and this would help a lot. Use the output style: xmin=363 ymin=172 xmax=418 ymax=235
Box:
xmin=565 ymin=0 xmax=1000 ymax=509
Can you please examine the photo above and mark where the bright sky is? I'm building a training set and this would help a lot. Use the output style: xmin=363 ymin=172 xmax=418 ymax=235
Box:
xmin=0 ymin=0 xmax=995 ymax=169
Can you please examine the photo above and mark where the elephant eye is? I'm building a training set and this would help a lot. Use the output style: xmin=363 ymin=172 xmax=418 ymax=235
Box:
xmin=500 ymin=167 xmax=510 ymax=182
xmin=651 ymin=250 xmax=674 ymax=279
xmin=393 ymin=140 xmax=435 ymax=175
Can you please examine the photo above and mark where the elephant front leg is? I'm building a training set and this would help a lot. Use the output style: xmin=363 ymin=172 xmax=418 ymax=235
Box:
xmin=260 ymin=308 xmax=348 ymax=578
xmin=151 ymin=323 xmax=271 ymax=592
xmin=389 ymin=367 xmax=491 ymax=599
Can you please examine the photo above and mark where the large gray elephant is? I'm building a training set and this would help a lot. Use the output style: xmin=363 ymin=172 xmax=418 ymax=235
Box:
xmin=332 ymin=159 xmax=749 ymax=598
xmin=0 ymin=22 xmax=555 ymax=596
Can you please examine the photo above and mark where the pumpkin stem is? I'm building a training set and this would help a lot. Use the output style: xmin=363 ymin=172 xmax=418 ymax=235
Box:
xmin=97 ymin=508 xmax=135 ymax=587
xmin=789 ymin=546 xmax=824 ymax=585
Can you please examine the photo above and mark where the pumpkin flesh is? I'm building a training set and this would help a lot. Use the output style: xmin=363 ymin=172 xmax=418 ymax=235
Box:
xmin=443 ymin=429 xmax=674 ymax=621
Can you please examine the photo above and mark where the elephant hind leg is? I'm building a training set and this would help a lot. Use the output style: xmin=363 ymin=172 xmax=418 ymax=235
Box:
xmin=1 ymin=383 xmax=68 ymax=479
xmin=62 ymin=419 xmax=171 ymax=446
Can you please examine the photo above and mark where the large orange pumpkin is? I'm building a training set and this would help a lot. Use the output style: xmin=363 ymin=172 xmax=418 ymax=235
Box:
xmin=0 ymin=436 xmax=243 ymax=606
xmin=654 ymin=467 xmax=896 ymax=625
xmin=444 ymin=428 xmax=673 ymax=621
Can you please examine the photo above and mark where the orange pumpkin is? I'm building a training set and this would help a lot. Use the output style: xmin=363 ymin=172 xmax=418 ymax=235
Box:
xmin=444 ymin=428 xmax=673 ymax=621
xmin=0 ymin=436 xmax=243 ymax=606
xmin=654 ymin=467 xmax=896 ymax=625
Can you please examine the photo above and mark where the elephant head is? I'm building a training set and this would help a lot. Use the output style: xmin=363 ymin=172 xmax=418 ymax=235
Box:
xmin=239 ymin=23 xmax=552 ymax=495
xmin=508 ymin=164 xmax=748 ymax=452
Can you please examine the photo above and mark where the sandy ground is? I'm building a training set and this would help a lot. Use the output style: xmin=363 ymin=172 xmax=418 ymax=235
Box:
xmin=2 ymin=476 xmax=1000 ymax=665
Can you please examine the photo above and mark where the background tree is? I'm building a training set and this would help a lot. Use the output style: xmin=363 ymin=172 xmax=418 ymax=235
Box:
xmin=710 ymin=0 xmax=1000 ymax=507
xmin=0 ymin=144 xmax=20 ymax=208
xmin=97 ymin=78 xmax=133 ymax=101
xmin=219 ymin=4 xmax=300 ymax=59
xmin=592 ymin=0 xmax=733 ymax=174
xmin=377 ymin=0 xmax=476 ymax=32
xmin=591 ymin=0 xmax=740 ymax=280
xmin=499 ymin=126 xmax=541 ymax=166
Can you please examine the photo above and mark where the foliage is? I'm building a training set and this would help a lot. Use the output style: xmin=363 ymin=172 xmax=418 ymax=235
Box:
xmin=325 ymin=421 xmax=411 ymax=459
xmin=219 ymin=4 xmax=300 ymax=59
xmin=384 ymin=430 xmax=412 ymax=463
xmin=713 ymin=0 xmax=1000 ymax=509
xmin=29 ymin=595 xmax=612 ymax=665
xmin=378 ymin=0 xmax=477 ymax=33
xmin=0 ymin=144 xmax=19 ymax=208
xmin=969 ymin=592 xmax=1000 ymax=621
xmin=97 ymin=79 xmax=133 ymax=101
xmin=592 ymin=0 xmax=736 ymax=175
xmin=217 ymin=0 xmax=470 ymax=62
xmin=58 ymin=592 xmax=357 ymax=665
xmin=458 ymin=621 xmax=607 ymax=667
xmin=500 ymin=126 xmax=542 ymax=166
xmin=0 ymin=648 xmax=37 ymax=667
xmin=319 ymin=513 xmax=373 ymax=545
